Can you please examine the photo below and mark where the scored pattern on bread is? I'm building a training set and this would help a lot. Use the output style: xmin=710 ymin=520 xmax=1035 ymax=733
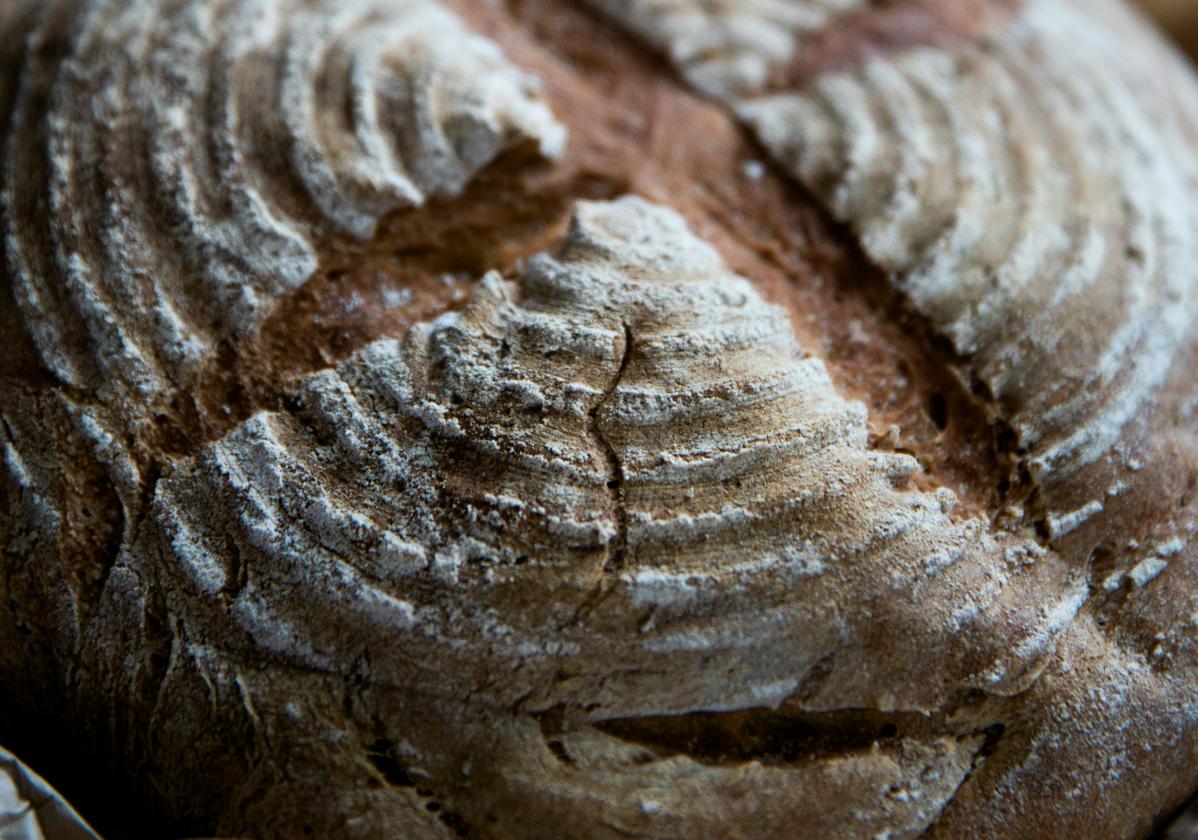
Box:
xmin=2 ymin=0 xmax=563 ymax=430
xmin=737 ymin=0 xmax=1198 ymax=508
xmin=77 ymin=196 xmax=1078 ymax=835
xmin=126 ymin=197 xmax=1080 ymax=712
xmin=4 ymin=0 xmax=1198 ymax=837
xmin=588 ymin=0 xmax=1198 ymax=540
xmin=580 ymin=0 xmax=1198 ymax=837
xmin=582 ymin=0 xmax=866 ymax=98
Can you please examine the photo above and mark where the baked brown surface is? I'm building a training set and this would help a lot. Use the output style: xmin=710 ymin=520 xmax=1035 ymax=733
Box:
xmin=2 ymin=0 xmax=1198 ymax=838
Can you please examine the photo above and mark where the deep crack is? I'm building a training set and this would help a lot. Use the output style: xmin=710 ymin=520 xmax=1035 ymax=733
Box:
xmin=590 ymin=324 xmax=633 ymax=576
xmin=594 ymin=707 xmax=959 ymax=768
xmin=917 ymin=723 xmax=1006 ymax=838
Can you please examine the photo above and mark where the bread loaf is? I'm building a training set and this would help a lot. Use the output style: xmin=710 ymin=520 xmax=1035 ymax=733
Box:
xmin=2 ymin=0 xmax=1198 ymax=837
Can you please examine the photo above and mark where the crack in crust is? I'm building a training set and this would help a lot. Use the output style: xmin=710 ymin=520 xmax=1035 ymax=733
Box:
xmin=462 ymin=0 xmax=1023 ymax=519
xmin=72 ymin=197 xmax=1086 ymax=837
xmin=590 ymin=323 xmax=633 ymax=577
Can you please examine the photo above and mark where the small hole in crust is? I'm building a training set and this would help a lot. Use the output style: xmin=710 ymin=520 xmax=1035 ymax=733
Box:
xmin=365 ymin=739 xmax=416 ymax=787
xmin=547 ymin=739 xmax=575 ymax=764
xmin=928 ymin=392 xmax=949 ymax=431
xmin=439 ymin=810 xmax=472 ymax=837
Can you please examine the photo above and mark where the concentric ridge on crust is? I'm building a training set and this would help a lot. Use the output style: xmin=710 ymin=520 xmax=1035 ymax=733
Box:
xmin=582 ymin=0 xmax=867 ymax=98
xmin=581 ymin=0 xmax=1198 ymax=836
xmin=4 ymin=0 xmax=1198 ymax=836
xmin=590 ymin=0 xmax=1198 ymax=537
xmin=135 ymin=197 xmax=1080 ymax=713
xmin=2 ymin=0 xmax=563 ymax=424
xmin=73 ymin=196 xmax=1081 ymax=834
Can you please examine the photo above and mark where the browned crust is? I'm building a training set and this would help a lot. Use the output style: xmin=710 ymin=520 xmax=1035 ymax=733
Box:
xmin=218 ymin=0 xmax=1025 ymax=522
xmin=1 ymin=0 xmax=1029 ymax=517
xmin=7 ymin=0 xmax=1196 ymax=837
xmin=770 ymin=0 xmax=1023 ymax=90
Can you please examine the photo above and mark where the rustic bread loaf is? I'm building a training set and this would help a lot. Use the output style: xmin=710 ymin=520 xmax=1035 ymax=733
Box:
xmin=2 ymin=0 xmax=1198 ymax=838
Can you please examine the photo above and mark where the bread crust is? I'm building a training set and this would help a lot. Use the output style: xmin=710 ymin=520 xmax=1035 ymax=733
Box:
xmin=1 ymin=1 xmax=1197 ymax=838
